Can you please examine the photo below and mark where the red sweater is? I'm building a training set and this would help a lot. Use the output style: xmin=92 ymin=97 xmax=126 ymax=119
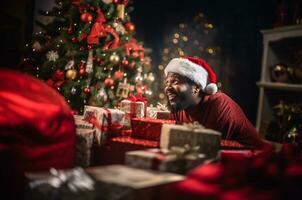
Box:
xmin=171 ymin=92 xmax=267 ymax=149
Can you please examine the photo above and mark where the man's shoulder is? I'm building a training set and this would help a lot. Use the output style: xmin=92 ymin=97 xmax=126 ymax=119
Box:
xmin=206 ymin=91 xmax=234 ymax=105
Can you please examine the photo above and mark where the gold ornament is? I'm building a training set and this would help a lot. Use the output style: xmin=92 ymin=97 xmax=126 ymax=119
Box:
xmin=109 ymin=54 xmax=120 ymax=64
xmin=66 ymin=69 xmax=77 ymax=80
xmin=117 ymin=4 xmax=125 ymax=20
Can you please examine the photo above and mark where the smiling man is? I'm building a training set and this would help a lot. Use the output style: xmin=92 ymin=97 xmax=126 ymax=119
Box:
xmin=164 ymin=57 xmax=270 ymax=149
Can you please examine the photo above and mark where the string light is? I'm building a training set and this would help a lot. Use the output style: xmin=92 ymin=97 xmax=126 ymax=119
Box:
xmin=159 ymin=93 xmax=165 ymax=99
xmin=174 ymin=33 xmax=179 ymax=38
xmin=182 ymin=36 xmax=188 ymax=42
xmin=158 ymin=65 xmax=164 ymax=70
xmin=172 ymin=39 xmax=178 ymax=44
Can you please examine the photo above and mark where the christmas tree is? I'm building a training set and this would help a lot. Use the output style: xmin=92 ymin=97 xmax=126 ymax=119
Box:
xmin=22 ymin=0 xmax=154 ymax=114
xmin=157 ymin=12 xmax=225 ymax=103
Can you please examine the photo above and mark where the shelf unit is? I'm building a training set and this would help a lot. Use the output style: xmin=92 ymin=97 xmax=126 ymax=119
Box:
xmin=256 ymin=24 xmax=302 ymax=134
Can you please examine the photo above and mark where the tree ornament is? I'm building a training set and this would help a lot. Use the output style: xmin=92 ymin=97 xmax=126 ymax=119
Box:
xmin=71 ymin=87 xmax=77 ymax=95
xmin=129 ymin=61 xmax=136 ymax=69
xmin=66 ymin=69 xmax=77 ymax=80
xmin=97 ymin=87 xmax=108 ymax=101
xmin=109 ymin=53 xmax=120 ymax=64
xmin=102 ymin=0 xmax=113 ymax=4
xmin=79 ymin=67 xmax=86 ymax=76
xmin=86 ymin=50 xmax=93 ymax=73
xmin=81 ymin=12 xmax=93 ymax=23
xmin=121 ymin=58 xmax=129 ymax=66
xmin=125 ymin=22 xmax=135 ymax=32
xmin=83 ymin=87 xmax=91 ymax=94
xmin=116 ymin=81 xmax=131 ymax=98
xmin=65 ymin=60 xmax=75 ymax=70
xmin=46 ymin=50 xmax=59 ymax=62
xmin=67 ymin=25 xmax=73 ymax=34
xmin=114 ymin=70 xmax=124 ymax=80
xmin=71 ymin=37 xmax=78 ymax=43
xmin=104 ymin=77 xmax=114 ymax=87
xmin=113 ymin=22 xmax=126 ymax=34
xmin=54 ymin=69 xmax=65 ymax=80
xmin=117 ymin=4 xmax=125 ymax=20
xmin=87 ymin=44 xmax=93 ymax=50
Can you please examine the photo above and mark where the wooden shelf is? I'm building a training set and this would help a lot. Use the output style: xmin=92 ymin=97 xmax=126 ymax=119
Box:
xmin=257 ymin=81 xmax=302 ymax=91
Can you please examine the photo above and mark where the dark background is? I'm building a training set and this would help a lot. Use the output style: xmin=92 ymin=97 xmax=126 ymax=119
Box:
xmin=0 ymin=0 xmax=284 ymax=124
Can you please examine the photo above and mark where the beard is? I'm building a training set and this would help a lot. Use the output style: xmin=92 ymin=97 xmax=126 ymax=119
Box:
xmin=166 ymin=90 xmax=194 ymax=113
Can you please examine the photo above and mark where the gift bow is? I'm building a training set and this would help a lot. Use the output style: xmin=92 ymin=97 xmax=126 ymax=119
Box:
xmin=164 ymin=144 xmax=203 ymax=160
xmin=183 ymin=121 xmax=205 ymax=130
xmin=30 ymin=168 xmax=94 ymax=193
xmin=127 ymin=93 xmax=147 ymax=118
xmin=156 ymin=102 xmax=169 ymax=111
xmin=85 ymin=8 xmax=119 ymax=49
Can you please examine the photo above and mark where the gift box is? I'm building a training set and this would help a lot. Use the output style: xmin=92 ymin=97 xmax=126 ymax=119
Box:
xmin=147 ymin=103 xmax=171 ymax=120
xmin=120 ymin=94 xmax=147 ymax=127
xmin=27 ymin=166 xmax=184 ymax=200
xmin=76 ymin=128 xmax=95 ymax=167
xmin=83 ymin=106 xmax=125 ymax=144
xmin=125 ymin=147 xmax=206 ymax=174
xmin=74 ymin=115 xmax=94 ymax=129
xmin=87 ymin=165 xmax=184 ymax=200
xmin=26 ymin=168 xmax=95 ymax=200
xmin=131 ymin=118 xmax=176 ymax=141
xmin=92 ymin=136 xmax=159 ymax=166
xmin=160 ymin=123 xmax=221 ymax=158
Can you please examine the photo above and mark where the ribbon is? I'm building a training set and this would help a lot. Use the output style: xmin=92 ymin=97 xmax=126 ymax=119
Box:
xmin=183 ymin=121 xmax=205 ymax=130
xmin=156 ymin=102 xmax=169 ymax=111
xmin=127 ymin=93 xmax=147 ymax=118
xmin=86 ymin=8 xmax=119 ymax=49
xmin=122 ymin=39 xmax=144 ymax=56
xmin=149 ymin=145 xmax=202 ymax=170
xmin=29 ymin=168 xmax=94 ymax=195
xmin=84 ymin=108 xmax=124 ymax=144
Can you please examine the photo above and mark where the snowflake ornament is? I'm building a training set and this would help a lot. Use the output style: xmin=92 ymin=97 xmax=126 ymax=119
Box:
xmin=46 ymin=50 xmax=59 ymax=62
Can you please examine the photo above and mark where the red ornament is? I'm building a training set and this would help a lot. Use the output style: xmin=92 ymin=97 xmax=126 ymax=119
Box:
xmin=121 ymin=58 xmax=129 ymax=66
xmin=84 ymin=87 xmax=91 ymax=94
xmin=67 ymin=25 xmax=72 ymax=34
xmin=104 ymin=77 xmax=114 ymax=87
xmin=54 ymin=69 xmax=65 ymax=80
xmin=125 ymin=22 xmax=135 ymax=32
xmin=114 ymin=70 xmax=124 ymax=80
xmin=71 ymin=37 xmax=78 ymax=43
xmin=81 ymin=12 xmax=93 ymax=23
xmin=79 ymin=68 xmax=86 ymax=76
xmin=129 ymin=61 xmax=136 ymax=69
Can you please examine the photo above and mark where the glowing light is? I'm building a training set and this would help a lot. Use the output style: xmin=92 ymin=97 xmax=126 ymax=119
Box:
xmin=159 ymin=93 xmax=165 ymax=99
xmin=182 ymin=36 xmax=188 ymax=42
xmin=172 ymin=39 xmax=178 ymax=44
xmin=174 ymin=33 xmax=179 ymax=38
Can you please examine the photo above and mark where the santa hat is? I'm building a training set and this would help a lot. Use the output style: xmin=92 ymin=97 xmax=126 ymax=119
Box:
xmin=164 ymin=56 xmax=218 ymax=95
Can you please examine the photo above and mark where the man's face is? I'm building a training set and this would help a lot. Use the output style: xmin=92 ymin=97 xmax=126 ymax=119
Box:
xmin=164 ymin=72 xmax=199 ymax=112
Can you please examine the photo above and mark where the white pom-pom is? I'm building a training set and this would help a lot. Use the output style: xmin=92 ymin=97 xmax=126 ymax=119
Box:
xmin=205 ymin=83 xmax=218 ymax=94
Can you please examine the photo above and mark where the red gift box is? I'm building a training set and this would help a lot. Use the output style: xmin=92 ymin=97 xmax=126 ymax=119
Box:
xmin=92 ymin=136 xmax=159 ymax=166
xmin=131 ymin=118 xmax=176 ymax=141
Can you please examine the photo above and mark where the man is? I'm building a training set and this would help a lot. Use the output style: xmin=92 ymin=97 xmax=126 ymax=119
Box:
xmin=164 ymin=57 xmax=270 ymax=149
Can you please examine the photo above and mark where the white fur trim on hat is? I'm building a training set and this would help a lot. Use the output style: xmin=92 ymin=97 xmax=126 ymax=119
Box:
xmin=164 ymin=58 xmax=208 ymax=91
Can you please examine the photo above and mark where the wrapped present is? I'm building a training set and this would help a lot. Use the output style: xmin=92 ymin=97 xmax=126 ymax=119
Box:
xmin=27 ymin=166 xmax=184 ymax=200
xmin=160 ymin=122 xmax=221 ymax=158
xmin=147 ymin=103 xmax=171 ymax=120
xmin=93 ymin=136 xmax=159 ymax=166
xmin=26 ymin=168 xmax=95 ymax=200
xmin=83 ymin=106 xmax=125 ymax=144
xmin=120 ymin=93 xmax=147 ymax=127
xmin=86 ymin=165 xmax=184 ymax=199
xmin=125 ymin=146 xmax=206 ymax=174
xmin=131 ymin=118 xmax=176 ymax=141
xmin=74 ymin=115 xmax=94 ymax=129
xmin=76 ymin=128 xmax=95 ymax=167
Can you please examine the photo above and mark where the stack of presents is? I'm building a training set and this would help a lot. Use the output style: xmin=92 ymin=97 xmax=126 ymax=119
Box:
xmin=27 ymin=95 xmax=255 ymax=199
